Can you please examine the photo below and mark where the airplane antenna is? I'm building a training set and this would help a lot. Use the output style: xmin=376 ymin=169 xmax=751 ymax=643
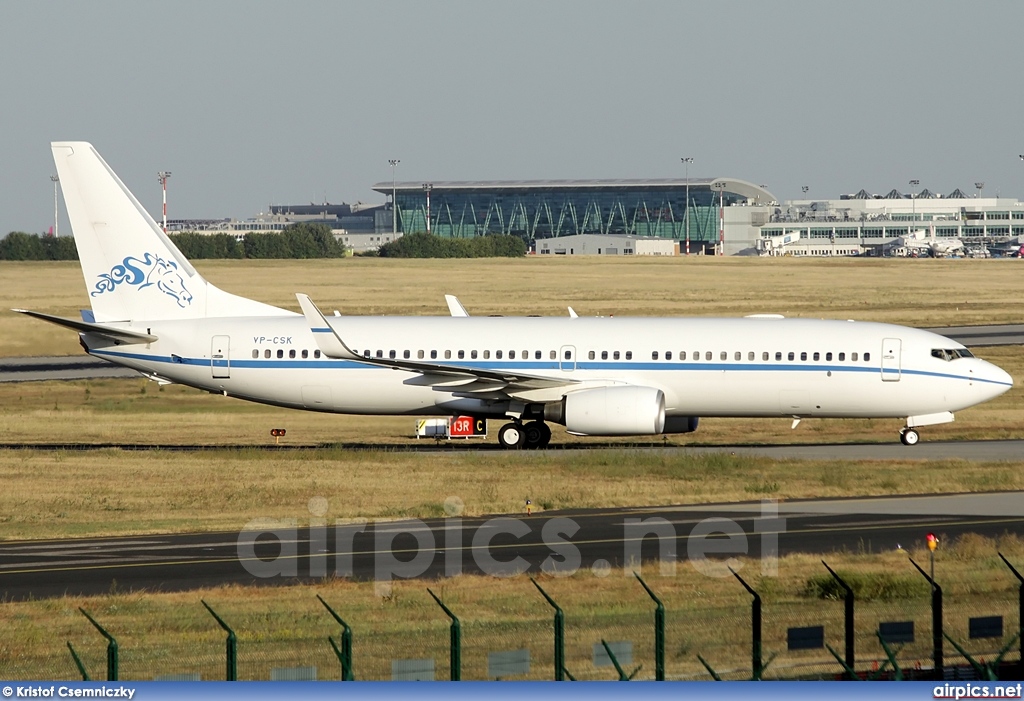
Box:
xmin=157 ymin=171 xmax=172 ymax=233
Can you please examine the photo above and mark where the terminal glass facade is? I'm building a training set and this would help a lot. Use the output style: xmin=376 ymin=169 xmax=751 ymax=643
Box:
xmin=392 ymin=185 xmax=746 ymax=242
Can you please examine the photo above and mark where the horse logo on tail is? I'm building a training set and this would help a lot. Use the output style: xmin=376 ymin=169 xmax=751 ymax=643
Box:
xmin=91 ymin=252 xmax=193 ymax=308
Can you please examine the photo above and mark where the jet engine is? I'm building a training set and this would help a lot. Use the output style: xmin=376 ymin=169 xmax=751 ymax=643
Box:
xmin=546 ymin=386 xmax=666 ymax=436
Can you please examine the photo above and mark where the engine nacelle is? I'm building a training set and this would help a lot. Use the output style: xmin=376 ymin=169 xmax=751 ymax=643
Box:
xmin=663 ymin=416 xmax=700 ymax=434
xmin=558 ymin=386 xmax=666 ymax=436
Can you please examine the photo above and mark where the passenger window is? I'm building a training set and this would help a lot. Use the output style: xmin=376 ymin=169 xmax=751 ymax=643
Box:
xmin=535 ymin=350 xmax=542 ymax=360
xmin=458 ymin=350 xmax=465 ymax=359
xmin=852 ymin=352 xmax=858 ymax=361
xmin=775 ymin=352 xmax=782 ymax=361
xmin=375 ymin=350 xmax=383 ymax=358
xmin=838 ymin=352 xmax=846 ymax=361
xmin=762 ymin=352 xmax=769 ymax=361
xmin=813 ymin=352 xmax=819 ymax=361
xmin=496 ymin=350 xmax=503 ymax=359
xmin=681 ymin=351 xmax=687 ymax=360
xmin=652 ymin=351 xmax=659 ymax=360
xmin=787 ymin=352 xmax=794 ymax=361
xmin=705 ymin=351 xmax=712 ymax=361
xmin=523 ymin=350 xmax=528 ymax=359
xmin=483 ymin=350 xmax=490 ymax=359
xmin=418 ymin=350 xmax=424 ymax=359
xmin=737 ymin=352 xmax=743 ymax=361
xmin=314 ymin=350 xmax=321 ymax=358
xmin=550 ymin=350 xmax=556 ymax=360
xmin=666 ymin=351 xmax=673 ymax=360
xmin=363 ymin=350 xmax=371 ymax=358
xmin=431 ymin=350 xmax=437 ymax=359
xmin=471 ymin=350 xmax=478 ymax=359
xmin=588 ymin=351 xmax=595 ymax=360
xmin=302 ymin=349 xmax=308 ymax=359
xmin=826 ymin=352 xmax=833 ymax=361
xmin=601 ymin=351 xmax=608 ymax=360
xmin=289 ymin=349 xmax=296 ymax=359
xmin=252 ymin=349 xmax=259 ymax=359
xmin=445 ymin=350 xmax=452 ymax=359
xmin=800 ymin=352 xmax=807 ymax=361
xmin=264 ymin=349 xmax=271 ymax=358
xmin=746 ymin=351 xmax=753 ymax=361
xmin=613 ymin=351 xmax=620 ymax=360
xmin=864 ymin=352 xmax=871 ymax=361
xmin=720 ymin=351 xmax=727 ymax=360
xmin=509 ymin=350 xmax=516 ymax=359
xmin=625 ymin=351 xmax=632 ymax=360
xmin=564 ymin=350 xmax=571 ymax=360
xmin=403 ymin=350 xmax=410 ymax=359
xmin=277 ymin=349 xmax=284 ymax=359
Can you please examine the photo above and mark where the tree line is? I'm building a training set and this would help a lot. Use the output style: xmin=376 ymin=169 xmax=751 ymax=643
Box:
xmin=0 ymin=224 xmax=526 ymax=260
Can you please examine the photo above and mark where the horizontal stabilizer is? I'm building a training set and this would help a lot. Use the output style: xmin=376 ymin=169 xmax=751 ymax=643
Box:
xmin=13 ymin=309 xmax=158 ymax=344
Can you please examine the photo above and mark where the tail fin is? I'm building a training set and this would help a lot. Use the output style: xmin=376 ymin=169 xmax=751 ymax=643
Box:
xmin=52 ymin=142 xmax=290 ymax=322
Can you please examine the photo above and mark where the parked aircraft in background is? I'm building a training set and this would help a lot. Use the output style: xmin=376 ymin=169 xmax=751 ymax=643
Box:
xmin=15 ymin=143 xmax=1014 ymax=448
xmin=895 ymin=228 xmax=965 ymax=258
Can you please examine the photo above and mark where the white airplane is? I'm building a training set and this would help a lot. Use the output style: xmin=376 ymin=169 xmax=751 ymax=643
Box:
xmin=16 ymin=143 xmax=1014 ymax=448
xmin=896 ymin=228 xmax=965 ymax=258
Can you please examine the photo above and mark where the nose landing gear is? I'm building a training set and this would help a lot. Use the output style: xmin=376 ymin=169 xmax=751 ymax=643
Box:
xmin=899 ymin=427 xmax=920 ymax=446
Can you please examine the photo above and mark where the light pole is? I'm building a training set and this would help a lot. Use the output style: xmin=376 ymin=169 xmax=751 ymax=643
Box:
xmin=388 ymin=159 xmax=400 ymax=235
xmin=422 ymin=183 xmax=433 ymax=234
xmin=157 ymin=171 xmax=172 ymax=233
xmin=681 ymin=157 xmax=693 ymax=256
xmin=710 ymin=180 xmax=727 ymax=256
xmin=909 ymin=179 xmax=920 ymax=232
xmin=50 ymin=175 xmax=59 ymax=238
xmin=975 ymin=181 xmax=985 ymax=199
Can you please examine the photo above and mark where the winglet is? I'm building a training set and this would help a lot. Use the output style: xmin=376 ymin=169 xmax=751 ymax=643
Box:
xmin=296 ymin=293 xmax=360 ymax=360
xmin=445 ymin=295 xmax=469 ymax=317
xmin=568 ymin=307 xmax=578 ymax=319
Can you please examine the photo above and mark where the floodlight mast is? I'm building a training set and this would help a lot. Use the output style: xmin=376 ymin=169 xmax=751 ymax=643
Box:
xmin=681 ymin=157 xmax=693 ymax=256
xmin=388 ymin=159 xmax=400 ymax=235
xmin=910 ymin=179 xmax=920 ymax=227
xmin=50 ymin=175 xmax=59 ymax=237
xmin=157 ymin=171 xmax=172 ymax=233
xmin=422 ymin=183 xmax=433 ymax=234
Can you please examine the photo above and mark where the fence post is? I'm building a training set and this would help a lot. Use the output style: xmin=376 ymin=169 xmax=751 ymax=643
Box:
xmin=634 ymin=572 xmax=665 ymax=681
xmin=822 ymin=560 xmax=856 ymax=676
xmin=532 ymin=578 xmax=566 ymax=681
xmin=909 ymin=557 xmax=942 ymax=679
xmin=998 ymin=553 xmax=1023 ymax=679
xmin=201 ymin=600 xmax=237 ymax=681
xmin=65 ymin=641 xmax=90 ymax=681
xmin=729 ymin=568 xmax=763 ymax=679
xmin=317 ymin=595 xmax=353 ymax=681
xmin=427 ymin=588 xmax=461 ymax=681
xmin=78 ymin=608 xmax=117 ymax=681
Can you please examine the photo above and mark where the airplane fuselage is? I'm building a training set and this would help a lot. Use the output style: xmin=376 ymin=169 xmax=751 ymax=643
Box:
xmin=87 ymin=315 xmax=1010 ymax=422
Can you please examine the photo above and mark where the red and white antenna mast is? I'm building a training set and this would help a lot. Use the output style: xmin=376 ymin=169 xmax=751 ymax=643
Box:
xmin=157 ymin=171 xmax=172 ymax=232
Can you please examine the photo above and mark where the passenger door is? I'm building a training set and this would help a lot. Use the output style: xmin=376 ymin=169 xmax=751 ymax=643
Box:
xmin=881 ymin=337 xmax=901 ymax=382
xmin=211 ymin=335 xmax=231 ymax=379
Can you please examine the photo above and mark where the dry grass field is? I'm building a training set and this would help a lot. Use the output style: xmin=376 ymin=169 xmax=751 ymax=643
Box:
xmin=2 ymin=537 xmax=1021 ymax=680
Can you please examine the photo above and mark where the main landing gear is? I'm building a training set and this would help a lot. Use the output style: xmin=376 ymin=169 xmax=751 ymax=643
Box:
xmin=498 ymin=420 xmax=552 ymax=450
xmin=899 ymin=427 xmax=920 ymax=446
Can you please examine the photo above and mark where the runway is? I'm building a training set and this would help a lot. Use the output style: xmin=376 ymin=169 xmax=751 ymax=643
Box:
xmin=1 ymin=491 xmax=1022 ymax=601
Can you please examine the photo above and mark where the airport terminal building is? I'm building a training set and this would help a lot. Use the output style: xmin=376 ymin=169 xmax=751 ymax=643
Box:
xmin=371 ymin=178 xmax=775 ymax=255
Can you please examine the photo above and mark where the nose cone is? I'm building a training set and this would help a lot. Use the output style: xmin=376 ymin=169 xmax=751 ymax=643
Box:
xmin=979 ymin=360 xmax=1014 ymax=400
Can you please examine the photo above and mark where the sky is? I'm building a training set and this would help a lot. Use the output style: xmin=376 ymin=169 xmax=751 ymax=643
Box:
xmin=2 ymin=1 xmax=1023 ymax=234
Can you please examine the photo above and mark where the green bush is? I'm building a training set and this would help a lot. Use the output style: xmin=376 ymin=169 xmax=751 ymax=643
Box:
xmin=0 ymin=232 xmax=79 ymax=260
xmin=377 ymin=232 xmax=526 ymax=258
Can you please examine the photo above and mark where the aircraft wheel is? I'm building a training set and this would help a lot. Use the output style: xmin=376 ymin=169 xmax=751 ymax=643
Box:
xmin=899 ymin=428 xmax=920 ymax=446
xmin=523 ymin=421 xmax=551 ymax=450
xmin=498 ymin=422 xmax=526 ymax=450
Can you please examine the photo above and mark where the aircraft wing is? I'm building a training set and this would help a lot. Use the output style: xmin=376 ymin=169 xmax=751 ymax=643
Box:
xmin=296 ymin=294 xmax=578 ymax=391
xmin=13 ymin=309 xmax=158 ymax=344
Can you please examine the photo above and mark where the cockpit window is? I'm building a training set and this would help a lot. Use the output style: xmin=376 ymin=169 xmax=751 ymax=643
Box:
xmin=932 ymin=348 xmax=974 ymax=361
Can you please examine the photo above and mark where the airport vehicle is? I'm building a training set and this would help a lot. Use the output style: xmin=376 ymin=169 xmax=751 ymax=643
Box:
xmin=16 ymin=143 xmax=1014 ymax=448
